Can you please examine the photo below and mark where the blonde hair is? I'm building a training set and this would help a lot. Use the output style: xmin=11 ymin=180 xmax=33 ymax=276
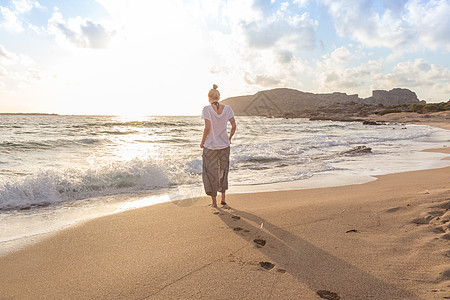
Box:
xmin=208 ymin=84 xmax=220 ymax=101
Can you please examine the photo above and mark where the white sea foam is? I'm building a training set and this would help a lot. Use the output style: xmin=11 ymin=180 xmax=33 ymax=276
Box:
xmin=0 ymin=158 xmax=175 ymax=210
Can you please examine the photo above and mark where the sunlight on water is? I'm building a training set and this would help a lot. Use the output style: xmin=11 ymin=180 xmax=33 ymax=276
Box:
xmin=112 ymin=135 xmax=161 ymax=163
xmin=113 ymin=115 xmax=150 ymax=123
xmin=116 ymin=194 xmax=171 ymax=211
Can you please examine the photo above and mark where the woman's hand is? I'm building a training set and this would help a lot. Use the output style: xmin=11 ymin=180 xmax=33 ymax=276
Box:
xmin=228 ymin=117 xmax=236 ymax=145
xmin=201 ymin=119 xmax=211 ymax=149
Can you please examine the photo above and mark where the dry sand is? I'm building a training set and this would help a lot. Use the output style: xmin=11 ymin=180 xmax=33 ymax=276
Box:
xmin=1 ymin=115 xmax=449 ymax=299
xmin=366 ymin=111 xmax=450 ymax=130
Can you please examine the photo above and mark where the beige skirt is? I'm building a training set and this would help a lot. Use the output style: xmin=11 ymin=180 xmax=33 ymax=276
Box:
xmin=202 ymin=146 xmax=230 ymax=197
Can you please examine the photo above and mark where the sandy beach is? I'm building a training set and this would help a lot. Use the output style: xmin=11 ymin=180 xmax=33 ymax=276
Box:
xmin=0 ymin=147 xmax=449 ymax=299
xmin=366 ymin=111 xmax=450 ymax=130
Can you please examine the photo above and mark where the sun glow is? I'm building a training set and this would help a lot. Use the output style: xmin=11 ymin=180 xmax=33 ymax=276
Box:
xmin=47 ymin=1 xmax=219 ymax=116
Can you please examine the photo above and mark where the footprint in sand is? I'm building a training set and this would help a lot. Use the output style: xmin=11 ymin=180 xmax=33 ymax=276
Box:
xmin=439 ymin=268 xmax=450 ymax=282
xmin=441 ymin=233 xmax=450 ymax=240
xmin=385 ymin=207 xmax=402 ymax=213
xmin=253 ymin=239 xmax=266 ymax=247
xmin=316 ymin=290 xmax=341 ymax=300
xmin=431 ymin=200 xmax=450 ymax=210
xmin=259 ymin=261 xmax=275 ymax=270
xmin=412 ymin=216 xmax=432 ymax=225
xmin=432 ymin=226 xmax=446 ymax=234
xmin=232 ymin=227 xmax=250 ymax=233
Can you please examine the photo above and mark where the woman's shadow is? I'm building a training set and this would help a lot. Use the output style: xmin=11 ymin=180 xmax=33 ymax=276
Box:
xmin=214 ymin=205 xmax=419 ymax=300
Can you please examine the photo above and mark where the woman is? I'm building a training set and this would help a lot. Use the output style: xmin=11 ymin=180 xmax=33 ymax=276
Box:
xmin=200 ymin=84 xmax=236 ymax=207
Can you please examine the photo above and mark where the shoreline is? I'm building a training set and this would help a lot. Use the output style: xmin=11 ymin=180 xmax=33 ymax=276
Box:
xmin=0 ymin=119 xmax=448 ymax=258
xmin=1 ymin=145 xmax=448 ymax=258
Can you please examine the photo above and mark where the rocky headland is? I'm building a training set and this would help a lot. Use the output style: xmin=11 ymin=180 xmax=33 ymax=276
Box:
xmin=221 ymin=88 xmax=449 ymax=125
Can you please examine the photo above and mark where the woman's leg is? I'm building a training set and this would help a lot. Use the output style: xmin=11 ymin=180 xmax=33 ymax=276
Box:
xmin=220 ymin=191 xmax=226 ymax=205
xmin=210 ymin=195 xmax=217 ymax=207
xmin=202 ymin=148 xmax=219 ymax=206
xmin=218 ymin=146 xmax=230 ymax=205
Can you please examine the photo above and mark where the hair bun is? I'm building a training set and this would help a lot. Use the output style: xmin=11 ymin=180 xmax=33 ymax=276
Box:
xmin=212 ymin=84 xmax=218 ymax=90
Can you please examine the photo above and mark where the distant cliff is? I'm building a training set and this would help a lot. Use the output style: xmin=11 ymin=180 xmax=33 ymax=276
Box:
xmin=221 ymin=88 xmax=425 ymax=117
xmin=361 ymin=88 xmax=424 ymax=106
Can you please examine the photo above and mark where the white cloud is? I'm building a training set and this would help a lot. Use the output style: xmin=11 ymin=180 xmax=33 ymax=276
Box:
xmin=12 ymin=0 xmax=41 ymax=14
xmin=330 ymin=46 xmax=353 ymax=63
xmin=242 ymin=6 xmax=318 ymax=51
xmin=314 ymin=51 xmax=450 ymax=102
xmin=374 ymin=59 xmax=450 ymax=91
xmin=318 ymin=60 xmax=384 ymax=92
xmin=322 ymin=0 xmax=413 ymax=49
xmin=196 ymin=0 xmax=319 ymax=92
xmin=47 ymin=8 xmax=113 ymax=49
xmin=209 ymin=65 xmax=221 ymax=74
xmin=244 ymin=72 xmax=281 ymax=86
xmin=276 ymin=49 xmax=294 ymax=63
xmin=0 ymin=0 xmax=41 ymax=32
xmin=322 ymin=0 xmax=450 ymax=51
xmin=0 ymin=44 xmax=44 ymax=94
xmin=0 ymin=66 xmax=8 ymax=76
xmin=406 ymin=0 xmax=450 ymax=51
xmin=0 ymin=6 xmax=22 ymax=31
xmin=17 ymin=68 xmax=43 ymax=81
xmin=314 ymin=46 xmax=384 ymax=95
xmin=293 ymin=0 xmax=310 ymax=7
xmin=0 ymin=44 xmax=19 ymax=64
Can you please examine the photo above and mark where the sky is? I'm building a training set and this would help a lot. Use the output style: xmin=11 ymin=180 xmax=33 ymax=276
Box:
xmin=0 ymin=0 xmax=449 ymax=116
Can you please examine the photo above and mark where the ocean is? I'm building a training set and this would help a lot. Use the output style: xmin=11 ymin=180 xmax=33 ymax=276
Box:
xmin=1 ymin=114 xmax=449 ymax=255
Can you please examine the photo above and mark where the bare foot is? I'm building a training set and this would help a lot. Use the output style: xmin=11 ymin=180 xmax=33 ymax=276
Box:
xmin=221 ymin=192 xmax=226 ymax=205
xmin=210 ymin=196 xmax=218 ymax=208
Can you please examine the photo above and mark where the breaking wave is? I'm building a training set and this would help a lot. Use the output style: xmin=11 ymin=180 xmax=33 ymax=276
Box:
xmin=0 ymin=157 xmax=199 ymax=210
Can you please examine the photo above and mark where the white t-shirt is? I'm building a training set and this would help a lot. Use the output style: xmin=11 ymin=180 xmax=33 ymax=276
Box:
xmin=201 ymin=105 xmax=235 ymax=150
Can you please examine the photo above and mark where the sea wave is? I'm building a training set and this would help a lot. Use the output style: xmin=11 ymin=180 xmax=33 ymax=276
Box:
xmin=0 ymin=157 xmax=199 ymax=210
xmin=0 ymin=138 xmax=107 ymax=152
xmin=85 ymin=120 xmax=197 ymax=129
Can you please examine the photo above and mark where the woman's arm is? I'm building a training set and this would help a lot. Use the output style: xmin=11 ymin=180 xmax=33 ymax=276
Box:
xmin=200 ymin=119 xmax=211 ymax=148
xmin=228 ymin=117 xmax=236 ymax=143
